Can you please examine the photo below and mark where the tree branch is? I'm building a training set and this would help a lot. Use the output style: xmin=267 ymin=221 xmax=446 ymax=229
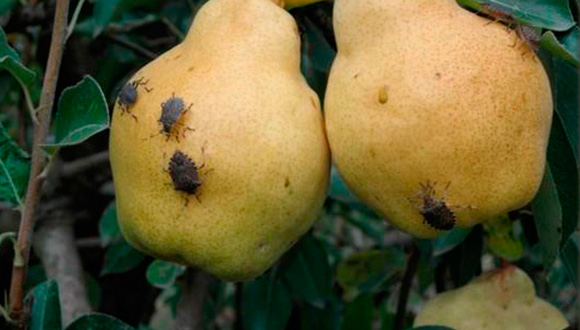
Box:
xmin=394 ymin=243 xmax=420 ymax=330
xmin=9 ymin=0 xmax=70 ymax=325
xmin=173 ymin=269 xmax=213 ymax=330
xmin=33 ymin=213 xmax=91 ymax=326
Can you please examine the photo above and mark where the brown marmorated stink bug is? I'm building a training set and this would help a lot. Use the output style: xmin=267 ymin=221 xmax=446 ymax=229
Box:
xmin=168 ymin=150 xmax=203 ymax=205
xmin=117 ymin=77 xmax=152 ymax=121
xmin=413 ymin=181 xmax=456 ymax=231
xmin=157 ymin=94 xmax=194 ymax=141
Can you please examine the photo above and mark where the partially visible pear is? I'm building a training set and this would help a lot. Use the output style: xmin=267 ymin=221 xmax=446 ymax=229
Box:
xmin=109 ymin=0 xmax=330 ymax=281
xmin=324 ymin=0 xmax=553 ymax=237
xmin=414 ymin=266 xmax=569 ymax=330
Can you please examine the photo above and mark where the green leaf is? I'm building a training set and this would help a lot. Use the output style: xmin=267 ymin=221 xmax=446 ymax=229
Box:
xmin=146 ymin=260 xmax=186 ymax=289
xmin=531 ymin=166 xmax=562 ymax=268
xmin=337 ymin=249 xmax=406 ymax=301
xmin=28 ymin=279 xmax=62 ymax=330
xmin=0 ymin=27 xmax=20 ymax=61
xmin=546 ymin=56 xmax=579 ymax=247
xmin=280 ymin=233 xmax=332 ymax=308
xmin=99 ymin=201 xmax=121 ymax=246
xmin=457 ymin=0 xmax=575 ymax=31
xmin=243 ymin=268 xmax=292 ymax=330
xmin=432 ymin=228 xmax=472 ymax=257
xmin=66 ymin=313 xmax=135 ymax=330
xmin=445 ymin=225 xmax=483 ymax=287
xmin=300 ymin=295 xmax=342 ymax=330
xmin=484 ymin=215 xmax=524 ymax=261
xmin=341 ymin=294 xmax=373 ymax=330
xmin=560 ymin=235 xmax=578 ymax=288
xmin=0 ymin=122 xmax=30 ymax=206
xmin=44 ymin=76 xmax=109 ymax=150
xmin=102 ymin=241 xmax=145 ymax=275
xmin=541 ymin=30 xmax=578 ymax=66
xmin=92 ymin=0 xmax=124 ymax=37
xmin=0 ymin=0 xmax=18 ymax=16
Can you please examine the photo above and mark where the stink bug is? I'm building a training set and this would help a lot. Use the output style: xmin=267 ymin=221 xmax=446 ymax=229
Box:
xmin=480 ymin=4 xmax=541 ymax=53
xmin=157 ymin=94 xmax=193 ymax=141
xmin=117 ymin=77 xmax=152 ymax=121
xmin=414 ymin=181 xmax=456 ymax=231
xmin=168 ymin=150 xmax=202 ymax=196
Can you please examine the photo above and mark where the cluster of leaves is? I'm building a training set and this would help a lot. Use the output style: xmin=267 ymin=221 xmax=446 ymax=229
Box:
xmin=0 ymin=0 xmax=578 ymax=329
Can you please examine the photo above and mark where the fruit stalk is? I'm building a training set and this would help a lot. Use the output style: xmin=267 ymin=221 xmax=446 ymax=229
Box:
xmin=174 ymin=269 xmax=213 ymax=330
xmin=8 ymin=0 xmax=70 ymax=324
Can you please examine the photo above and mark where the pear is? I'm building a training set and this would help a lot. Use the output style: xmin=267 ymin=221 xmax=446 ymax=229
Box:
xmin=325 ymin=0 xmax=553 ymax=237
xmin=414 ymin=266 xmax=569 ymax=330
xmin=109 ymin=0 xmax=330 ymax=281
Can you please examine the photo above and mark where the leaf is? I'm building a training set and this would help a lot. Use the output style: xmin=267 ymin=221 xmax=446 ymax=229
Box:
xmin=531 ymin=166 xmax=562 ymax=269
xmin=341 ymin=294 xmax=373 ymax=330
xmin=337 ymin=249 xmax=406 ymax=301
xmin=0 ymin=27 xmax=37 ymax=90
xmin=560 ymin=235 xmax=578 ymax=288
xmin=28 ymin=279 xmax=62 ymax=330
xmin=146 ymin=260 xmax=186 ymax=289
xmin=457 ymin=0 xmax=575 ymax=31
xmin=432 ymin=228 xmax=472 ymax=257
xmin=280 ymin=233 xmax=332 ymax=308
xmin=0 ymin=0 xmax=18 ymax=16
xmin=99 ymin=201 xmax=121 ymax=246
xmin=44 ymin=76 xmax=109 ymax=150
xmin=444 ymin=225 xmax=483 ymax=287
xmin=546 ymin=57 xmax=580 ymax=247
xmin=242 ymin=268 xmax=292 ymax=330
xmin=102 ymin=241 xmax=145 ymax=275
xmin=65 ymin=313 xmax=135 ymax=330
xmin=484 ymin=214 xmax=524 ymax=261
xmin=300 ymin=295 xmax=342 ymax=330
xmin=541 ymin=30 xmax=578 ymax=66
xmin=0 ymin=122 xmax=30 ymax=206
xmin=92 ymin=0 xmax=124 ymax=37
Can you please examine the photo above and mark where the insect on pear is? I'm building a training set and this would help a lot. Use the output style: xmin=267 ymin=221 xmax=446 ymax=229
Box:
xmin=414 ymin=181 xmax=456 ymax=230
xmin=480 ymin=4 xmax=541 ymax=52
xmin=117 ymin=77 xmax=152 ymax=121
xmin=157 ymin=94 xmax=194 ymax=141
xmin=167 ymin=149 xmax=210 ymax=207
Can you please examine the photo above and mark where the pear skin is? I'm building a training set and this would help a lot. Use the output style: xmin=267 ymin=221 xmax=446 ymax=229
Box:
xmin=414 ymin=266 xmax=569 ymax=330
xmin=325 ymin=0 xmax=552 ymax=237
xmin=109 ymin=0 xmax=330 ymax=281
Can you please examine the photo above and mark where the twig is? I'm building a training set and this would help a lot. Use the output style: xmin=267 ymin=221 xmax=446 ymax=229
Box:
xmin=160 ymin=17 xmax=185 ymax=41
xmin=60 ymin=151 xmax=109 ymax=177
xmin=394 ymin=243 xmax=420 ymax=330
xmin=66 ymin=0 xmax=87 ymax=40
xmin=33 ymin=214 xmax=91 ymax=326
xmin=105 ymin=34 xmax=157 ymax=60
xmin=8 ymin=0 xmax=70 ymax=325
xmin=174 ymin=269 xmax=213 ymax=330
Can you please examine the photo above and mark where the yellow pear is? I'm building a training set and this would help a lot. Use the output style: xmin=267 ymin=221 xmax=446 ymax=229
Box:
xmin=414 ymin=266 xmax=569 ymax=330
xmin=109 ymin=0 xmax=330 ymax=281
xmin=325 ymin=0 xmax=552 ymax=237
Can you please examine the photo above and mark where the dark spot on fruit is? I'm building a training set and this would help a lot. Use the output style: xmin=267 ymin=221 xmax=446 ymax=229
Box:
xmin=117 ymin=77 xmax=152 ymax=121
xmin=415 ymin=181 xmax=455 ymax=230
xmin=435 ymin=72 xmax=442 ymax=79
xmin=284 ymin=177 xmax=290 ymax=188
xmin=369 ymin=148 xmax=376 ymax=158
xmin=378 ymin=85 xmax=389 ymax=104
xmin=188 ymin=66 xmax=195 ymax=72
xmin=174 ymin=54 xmax=182 ymax=60
xmin=354 ymin=73 xmax=360 ymax=79
xmin=168 ymin=150 xmax=202 ymax=195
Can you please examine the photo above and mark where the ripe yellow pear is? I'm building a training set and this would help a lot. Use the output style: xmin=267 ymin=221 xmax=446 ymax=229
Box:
xmin=325 ymin=0 xmax=552 ymax=237
xmin=109 ymin=0 xmax=330 ymax=281
xmin=414 ymin=266 xmax=569 ymax=330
